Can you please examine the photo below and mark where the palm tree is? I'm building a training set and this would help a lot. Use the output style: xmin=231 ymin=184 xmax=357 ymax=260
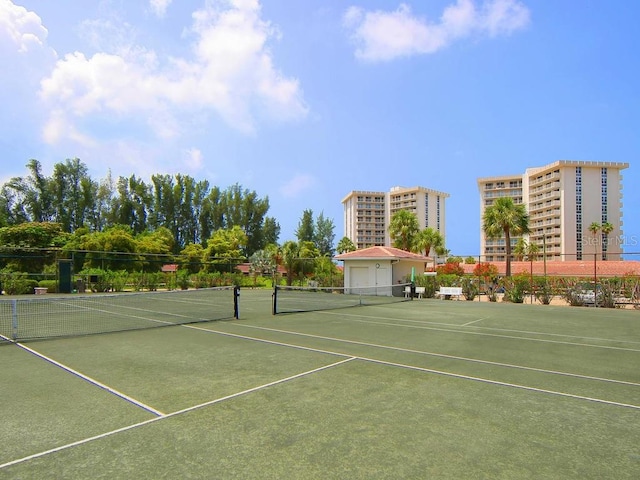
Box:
xmin=513 ymin=238 xmax=527 ymax=262
xmin=601 ymin=221 xmax=614 ymax=260
xmin=412 ymin=227 xmax=443 ymax=257
xmin=336 ymin=236 xmax=356 ymax=254
xmin=588 ymin=222 xmax=601 ymax=260
xmin=482 ymin=197 xmax=530 ymax=277
xmin=388 ymin=210 xmax=420 ymax=252
xmin=526 ymin=241 xmax=540 ymax=261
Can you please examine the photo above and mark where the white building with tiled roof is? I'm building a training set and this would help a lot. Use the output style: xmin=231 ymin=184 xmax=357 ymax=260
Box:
xmin=335 ymin=246 xmax=430 ymax=291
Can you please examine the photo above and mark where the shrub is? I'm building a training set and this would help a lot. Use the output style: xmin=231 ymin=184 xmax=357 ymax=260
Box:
xmin=414 ymin=275 xmax=436 ymax=298
xmin=436 ymin=263 xmax=464 ymax=276
xmin=559 ymin=279 xmax=586 ymax=306
xmin=501 ymin=275 xmax=530 ymax=303
xmin=177 ymin=270 xmax=192 ymax=290
xmin=461 ymin=277 xmax=479 ymax=301
xmin=0 ymin=271 xmax=38 ymax=294
xmin=38 ymin=279 xmax=58 ymax=293
xmin=533 ymin=278 xmax=554 ymax=305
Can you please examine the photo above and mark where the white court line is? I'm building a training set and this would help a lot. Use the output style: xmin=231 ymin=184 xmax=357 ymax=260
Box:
xmin=189 ymin=324 xmax=640 ymax=411
xmin=231 ymin=323 xmax=640 ymax=387
xmin=361 ymin=356 xmax=640 ymax=411
xmin=15 ymin=342 xmax=165 ymax=416
xmin=324 ymin=312 xmax=640 ymax=352
xmin=461 ymin=317 xmax=490 ymax=327
xmin=187 ymin=323 xmax=640 ymax=410
xmin=330 ymin=310 xmax=640 ymax=347
xmin=0 ymin=357 xmax=356 ymax=471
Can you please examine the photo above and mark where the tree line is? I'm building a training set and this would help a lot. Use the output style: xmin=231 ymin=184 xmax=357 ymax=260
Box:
xmin=0 ymin=158 xmax=337 ymax=258
xmin=0 ymin=158 xmax=342 ymax=287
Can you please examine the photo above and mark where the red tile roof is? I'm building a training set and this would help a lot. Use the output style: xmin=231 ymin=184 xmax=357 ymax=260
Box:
xmin=335 ymin=246 xmax=430 ymax=261
xmin=461 ymin=260 xmax=640 ymax=277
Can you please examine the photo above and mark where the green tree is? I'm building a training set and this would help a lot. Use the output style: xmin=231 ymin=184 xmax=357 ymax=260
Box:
xmin=513 ymin=238 xmax=527 ymax=262
xmin=588 ymin=222 xmax=601 ymax=260
xmin=262 ymin=216 xmax=280 ymax=246
xmin=281 ymin=240 xmax=300 ymax=286
xmin=221 ymin=184 xmax=270 ymax=256
xmin=336 ymin=236 xmax=356 ymax=254
xmin=180 ymin=243 xmax=205 ymax=274
xmin=296 ymin=209 xmax=315 ymax=243
xmin=249 ymin=249 xmax=276 ymax=280
xmin=601 ymin=221 xmax=614 ymax=260
xmin=388 ymin=210 xmax=420 ymax=252
xmin=412 ymin=227 xmax=443 ymax=256
xmin=203 ymin=226 xmax=247 ymax=272
xmin=526 ymin=241 xmax=540 ymax=261
xmin=51 ymin=158 xmax=95 ymax=232
xmin=136 ymin=227 xmax=174 ymax=272
xmin=482 ymin=197 xmax=530 ymax=277
xmin=76 ymin=225 xmax=141 ymax=271
xmin=0 ymin=222 xmax=68 ymax=272
xmin=90 ymin=170 xmax=116 ymax=232
xmin=314 ymin=212 xmax=335 ymax=257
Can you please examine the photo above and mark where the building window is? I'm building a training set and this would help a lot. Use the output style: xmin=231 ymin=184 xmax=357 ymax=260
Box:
xmin=576 ymin=167 xmax=583 ymax=260
xmin=425 ymin=195 xmax=429 ymax=226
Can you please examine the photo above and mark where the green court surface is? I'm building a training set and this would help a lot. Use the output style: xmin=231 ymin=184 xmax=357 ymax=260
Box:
xmin=1 ymin=290 xmax=639 ymax=479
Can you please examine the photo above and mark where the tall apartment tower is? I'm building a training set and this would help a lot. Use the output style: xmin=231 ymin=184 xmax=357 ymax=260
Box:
xmin=478 ymin=160 xmax=628 ymax=261
xmin=342 ymin=186 xmax=449 ymax=249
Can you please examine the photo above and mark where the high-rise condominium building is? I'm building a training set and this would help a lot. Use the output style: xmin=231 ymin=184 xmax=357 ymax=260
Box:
xmin=342 ymin=186 xmax=449 ymax=250
xmin=478 ymin=160 xmax=628 ymax=261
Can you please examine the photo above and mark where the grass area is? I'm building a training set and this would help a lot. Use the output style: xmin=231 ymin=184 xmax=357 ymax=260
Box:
xmin=1 ymin=290 xmax=639 ymax=478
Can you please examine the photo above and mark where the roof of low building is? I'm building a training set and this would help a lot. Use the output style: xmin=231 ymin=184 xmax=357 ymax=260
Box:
xmin=460 ymin=260 xmax=640 ymax=277
xmin=335 ymin=246 xmax=430 ymax=261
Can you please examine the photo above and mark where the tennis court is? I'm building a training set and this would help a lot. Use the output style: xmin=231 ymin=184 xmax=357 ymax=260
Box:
xmin=1 ymin=289 xmax=639 ymax=479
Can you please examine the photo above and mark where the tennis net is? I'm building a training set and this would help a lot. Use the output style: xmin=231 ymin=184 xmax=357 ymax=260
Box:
xmin=0 ymin=286 xmax=239 ymax=342
xmin=272 ymin=283 xmax=412 ymax=314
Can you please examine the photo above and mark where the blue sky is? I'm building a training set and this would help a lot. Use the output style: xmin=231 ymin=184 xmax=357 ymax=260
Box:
xmin=1 ymin=0 xmax=638 ymax=256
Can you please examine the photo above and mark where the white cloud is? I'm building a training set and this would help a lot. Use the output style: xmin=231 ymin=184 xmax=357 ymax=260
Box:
xmin=0 ymin=0 xmax=49 ymax=52
xmin=183 ymin=147 xmax=204 ymax=171
xmin=0 ymin=0 xmax=56 ymax=78
xmin=36 ymin=0 xmax=308 ymax=146
xmin=149 ymin=0 xmax=172 ymax=18
xmin=279 ymin=173 xmax=315 ymax=198
xmin=343 ymin=0 xmax=530 ymax=62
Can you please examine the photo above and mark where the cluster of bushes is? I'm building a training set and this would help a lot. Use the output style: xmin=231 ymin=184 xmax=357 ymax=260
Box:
xmin=408 ymin=270 xmax=640 ymax=308
xmin=0 ymin=271 xmax=40 ymax=295
xmin=0 ymin=268 xmax=287 ymax=295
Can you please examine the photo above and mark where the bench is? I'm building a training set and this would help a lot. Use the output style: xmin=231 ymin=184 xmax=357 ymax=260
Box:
xmin=436 ymin=286 xmax=462 ymax=299
xmin=404 ymin=286 xmax=426 ymax=299
xmin=34 ymin=287 xmax=48 ymax=295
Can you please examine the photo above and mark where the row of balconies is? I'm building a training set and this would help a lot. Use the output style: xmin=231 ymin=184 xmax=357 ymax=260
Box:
xmin=529 ymin=209 xmax=561 ymax=221
xmin=529 ymin=191 xmax=561 ymax=202
xmin=356 ymin=204 xmax=385 ymax=210
xmin=529 ymin=200 xmax=561 ymax=212
xmin=529 ymin=171 xmax=560 ymax=187
xmin=530 ymin=181 xmax=561 ymax=194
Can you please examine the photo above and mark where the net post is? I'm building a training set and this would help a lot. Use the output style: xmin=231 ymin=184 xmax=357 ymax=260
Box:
xmin=272 ymin=286 xmax=278 ymax=315
xmin=410 ymin=282 xmax=416 ymax=300
xmin=233 ymin=286 xmax=240 ymax=319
